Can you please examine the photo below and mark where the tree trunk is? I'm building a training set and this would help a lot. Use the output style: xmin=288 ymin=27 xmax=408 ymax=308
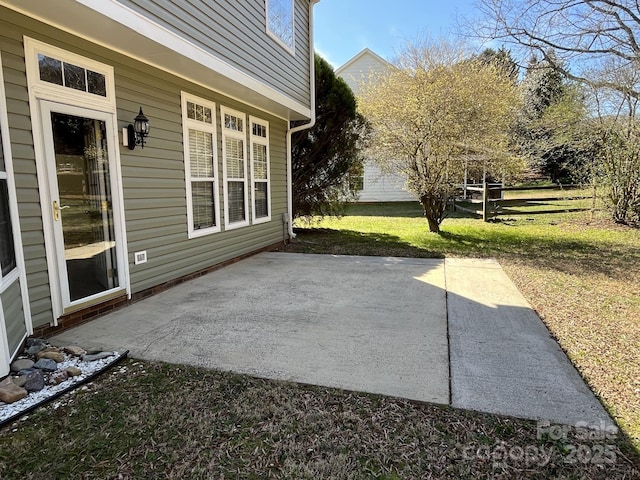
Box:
xmin=426 ymin=216 xmax=441 ymax=233
xmin=420 ymin=194 xmax=446 ymax=234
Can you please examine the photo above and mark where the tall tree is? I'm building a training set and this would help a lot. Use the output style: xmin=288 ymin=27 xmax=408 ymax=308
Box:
xmin=358 ymin=39 xmax=523 ymax=233
xmin=291 ymin=55 xmax=369 ymax=218
xmin=476 ymin=47 xmax=519 ymax=81
xmin=589 ymin=65 xmax=640 ymax=223
xmin=516 ymin=53 xmax=590 ymax=182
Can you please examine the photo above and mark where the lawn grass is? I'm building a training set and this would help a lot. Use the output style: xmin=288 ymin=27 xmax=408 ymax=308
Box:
xmin=1 ymin=202 xmax=639 ymax=478
xmin=1 ymin=360 xmax=639 ymax=479
xmin=287 ymin=202 xmax=640 ymax=455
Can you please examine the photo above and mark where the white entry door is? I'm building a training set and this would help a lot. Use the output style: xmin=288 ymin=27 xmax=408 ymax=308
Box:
xmin=40 ymin=101 xmax=125 ymax=312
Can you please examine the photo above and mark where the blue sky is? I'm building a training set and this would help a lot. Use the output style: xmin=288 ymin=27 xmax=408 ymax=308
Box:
xmin=314 ymin=0 xmax=480 ymax=68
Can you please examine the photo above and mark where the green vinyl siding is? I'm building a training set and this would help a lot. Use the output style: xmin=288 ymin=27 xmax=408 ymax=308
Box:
xmin=1 ymin=18 xmax=52 ymax=328
xmin=1 ymin=7 xmax=289 ymax=324
xmin=116 ymin=0 xmax=311 ymax=106
xmin=117 ymin=62 xmax=289 ymax=293
xmin=1 ymin=278 xmax=26 ymax=357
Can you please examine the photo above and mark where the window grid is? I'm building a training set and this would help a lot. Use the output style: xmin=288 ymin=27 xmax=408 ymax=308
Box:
xmin=182 ymin=93 xmax=219 ymax=236
xmin=37 ymin=53 xmax=107 ymax=97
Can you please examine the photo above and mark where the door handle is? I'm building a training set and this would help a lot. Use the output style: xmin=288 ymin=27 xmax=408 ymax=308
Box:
xmin=52 ymin=201 xmax=70 ymax=221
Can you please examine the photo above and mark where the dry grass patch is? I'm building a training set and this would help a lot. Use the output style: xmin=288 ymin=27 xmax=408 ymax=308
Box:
xmin=1 ymin=361 xmax=639 ymax=479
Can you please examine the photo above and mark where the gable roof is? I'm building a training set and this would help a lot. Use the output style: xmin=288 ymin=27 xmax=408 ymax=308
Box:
xmin=335 ymin=48 xmax=391 ymax=76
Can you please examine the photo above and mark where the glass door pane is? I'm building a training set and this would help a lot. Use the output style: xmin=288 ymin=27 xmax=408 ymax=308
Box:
xmin=51 ymin=112 xmax=118 ymax=302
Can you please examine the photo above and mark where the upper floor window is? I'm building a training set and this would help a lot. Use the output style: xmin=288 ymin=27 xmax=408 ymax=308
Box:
xmin=267 ymin=0 xmax=295 ymax=52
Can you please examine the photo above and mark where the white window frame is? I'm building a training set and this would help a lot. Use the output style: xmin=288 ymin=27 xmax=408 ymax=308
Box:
xmin=24 ymin=37 xmax=115 ymax=111
xmin=249 ymin=116 xmax=272 ymax=224
xmin=181 ymin=92 xmax=220 ymax=238
xmin=266 ymin=0 xmax=296 ymax=54
xmin=221 ymin=106 xmax=250 ymax=230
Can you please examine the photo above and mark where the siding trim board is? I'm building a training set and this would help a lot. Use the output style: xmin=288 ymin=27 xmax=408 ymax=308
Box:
xmin=0 ymin=0 xmax=312 ymax=121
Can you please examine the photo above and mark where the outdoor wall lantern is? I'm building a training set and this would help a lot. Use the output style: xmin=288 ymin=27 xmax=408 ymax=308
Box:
xmin=126 ymin=107 xmax=150 ymax=150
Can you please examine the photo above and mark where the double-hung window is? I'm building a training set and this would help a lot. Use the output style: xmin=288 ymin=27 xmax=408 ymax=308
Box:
xmin=182 ymin=93 xmax=219 ymax=237
xmin=221 ymin=106 xmax=249 ymax=229
xmin=250 ymin=117 xmax=271 ymax=223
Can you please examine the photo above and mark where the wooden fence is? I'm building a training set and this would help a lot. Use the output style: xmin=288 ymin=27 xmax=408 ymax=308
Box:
xmin=453 ymin=183 xmax=594 ymax=221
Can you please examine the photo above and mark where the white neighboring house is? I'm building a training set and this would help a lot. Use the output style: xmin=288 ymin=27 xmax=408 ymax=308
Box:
xmin=336 ymin=49 xmax=415 ymax=203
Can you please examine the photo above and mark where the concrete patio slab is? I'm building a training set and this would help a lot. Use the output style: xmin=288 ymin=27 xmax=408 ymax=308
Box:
xmin=446 ymin=258 xmax=615 ymax=430
xmin=51 ymin=253 xmax=450 ymax=404
xmin=50 ymin=252 xmax=615 ymax=430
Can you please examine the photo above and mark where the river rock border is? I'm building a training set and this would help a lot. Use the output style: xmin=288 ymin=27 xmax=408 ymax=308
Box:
xmin=0 ymin=338 xmax=123 ymax=424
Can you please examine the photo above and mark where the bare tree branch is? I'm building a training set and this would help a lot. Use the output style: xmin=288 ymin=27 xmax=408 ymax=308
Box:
xmin=473 ymin=0 xmax=640 ymax=97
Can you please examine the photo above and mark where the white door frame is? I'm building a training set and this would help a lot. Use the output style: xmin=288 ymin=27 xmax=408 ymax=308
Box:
xmin=39 ymin=101 xmax=127 ymax=313
xmin=24 ymin=37 xmax=130 ymax=323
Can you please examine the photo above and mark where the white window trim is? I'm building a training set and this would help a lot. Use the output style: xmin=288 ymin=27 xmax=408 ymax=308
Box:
xmin=23 ymin=37 xmax=116 ymax=113
xmin=221 ymin=106 xmax=250 ymax=230
xmin=0 ymin=52 xmax=33 ymax=374
xmin=266 ymin=0 xmax=296 ymax=55
xmin=24 ymin=37 xmax=130 ymax=320
xmin=249 ymin=116 xmax=272 ymax=224
xmin=181 ymin=92 xmax=220 ymax=238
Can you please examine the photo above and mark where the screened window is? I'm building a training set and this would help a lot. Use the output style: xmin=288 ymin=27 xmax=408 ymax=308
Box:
xmin=221 ymin=107 xmax=249 ymax=229
xmin=182 ymin=93 xmax=219 ymax=237
xmin=266 ymin=0 xmax=294 ymax=51
xmin=250 ymin=117 xmax=271 ymax=223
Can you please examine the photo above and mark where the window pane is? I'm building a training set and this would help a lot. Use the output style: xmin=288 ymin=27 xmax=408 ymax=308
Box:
xmin=87 ymin=70 xmax=107 ymax=96
xmin=268 ymin=0 xmax=294 ymax=49
xmin=254 ymin=182 xmax=268 ymax=218
xmin=187 ymin=102 xmax=213 ymax=124
xmin=350 ymin=175 xmax=364 ymax=192
xmin=224 ymin=114 xmax=243 ymax=132
xmin=63 ymin=62 xmax=86 ymax=92
xmin=187 ymin=101 xmax=196 ymax=120
xmin=225 ymin=138 xmax=244 ymax=178
xmin=191 ymin=181 xmax=215 ymax=229
xmin=253 ymin=144 xmax=267 ymax=179
xmin=252 ymin=123 xmax=267 ymax=138
xmin=38 ymin=54 xmax=63 ymax=86
xmin=189 ymin=129 xmax=214 ymax=177
xmin=228 ymin=181 xmax=245 ymax=223
xmin=0 ymin=180 xmax=16 ymax=277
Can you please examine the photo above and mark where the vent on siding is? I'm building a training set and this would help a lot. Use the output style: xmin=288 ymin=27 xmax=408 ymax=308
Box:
xmin=134 ymin=251 xmax=147 ymax=265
